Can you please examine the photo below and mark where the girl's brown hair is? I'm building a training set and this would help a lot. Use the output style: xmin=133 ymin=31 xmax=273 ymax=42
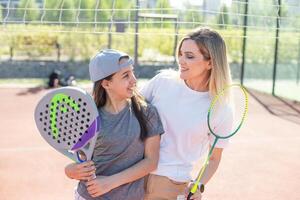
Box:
xmin=92 ymin=64 xmax=148 ymax=141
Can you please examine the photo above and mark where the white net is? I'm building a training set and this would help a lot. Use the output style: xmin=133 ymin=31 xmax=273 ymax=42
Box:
xmin=0 ymin=0 xmax=299 ymax=37
xmin=0 ymin=0 xmax=299 ymax=90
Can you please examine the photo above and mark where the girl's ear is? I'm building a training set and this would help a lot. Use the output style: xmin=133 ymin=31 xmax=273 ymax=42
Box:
xmin=101 ymin=79 xmax=110 ymax=90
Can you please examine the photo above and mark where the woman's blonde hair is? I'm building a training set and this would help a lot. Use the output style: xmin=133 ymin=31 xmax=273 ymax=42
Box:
xmin=176 ymin=27 xmax=232 ymax=97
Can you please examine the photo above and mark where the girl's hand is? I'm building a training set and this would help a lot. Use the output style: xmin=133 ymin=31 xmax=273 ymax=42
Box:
xmin=64 ymin=161 xmax=95 ymax=181
xmin=86 ymin=175 xmax=118 ymax=197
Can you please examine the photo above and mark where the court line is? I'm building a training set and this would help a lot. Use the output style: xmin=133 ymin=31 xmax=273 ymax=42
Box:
xmin=0 ymin=146 xmax=52 ymax=152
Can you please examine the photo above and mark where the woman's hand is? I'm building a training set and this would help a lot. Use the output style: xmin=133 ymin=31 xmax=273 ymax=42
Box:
xmin=64 ymin=161 xmax=95 ymax=181
xmin=184 ymin=182 xmax=202 ymax=200
xmin=185 ymin=191 xmax=202 ymax=200
xmin=86 ymin=175 xmax=118 ymax=197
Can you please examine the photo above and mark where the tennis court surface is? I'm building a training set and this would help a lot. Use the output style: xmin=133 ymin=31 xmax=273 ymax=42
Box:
xmin=0 ymin=86 xmax=299 ymax=200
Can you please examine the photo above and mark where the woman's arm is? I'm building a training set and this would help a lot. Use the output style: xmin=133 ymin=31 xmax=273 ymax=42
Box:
xmin=199 ymin=147 xmax=223 ymax=184
xmin=186 ymin=147 xmax=223 ymax=200
xmin=86 ymin=135 xmax=161 ymax=197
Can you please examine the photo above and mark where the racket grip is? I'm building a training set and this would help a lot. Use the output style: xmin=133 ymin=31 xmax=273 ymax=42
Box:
xmin=187 ymin=192 xmax=193 ymax=200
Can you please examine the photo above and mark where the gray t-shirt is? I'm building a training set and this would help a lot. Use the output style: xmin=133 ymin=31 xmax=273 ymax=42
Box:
xmin=77 ymin=102 xmax=164 ymax=200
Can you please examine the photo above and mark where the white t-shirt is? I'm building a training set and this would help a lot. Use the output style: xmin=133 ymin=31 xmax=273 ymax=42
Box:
xmin=140 ymin=70 xmax=233 ymax=182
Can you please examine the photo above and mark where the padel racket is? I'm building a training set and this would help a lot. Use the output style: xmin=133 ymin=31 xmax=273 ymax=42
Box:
xmin=34 ymin=86 xmax=100 ymax=163
xmin=187 ymin=84 xmax=249 ymax=200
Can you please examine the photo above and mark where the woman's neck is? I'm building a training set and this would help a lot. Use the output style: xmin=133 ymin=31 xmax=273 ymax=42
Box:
xmin=185 ymin=75 xmax=209 ymax=92
xmin=104 ymin=96 xmax=129 ymax=114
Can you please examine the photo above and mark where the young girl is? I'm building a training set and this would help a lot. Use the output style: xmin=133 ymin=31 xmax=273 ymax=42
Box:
xmin=141 ymin=27 xmax=233 ymax=200
xmin=64 ymin=49 xmax=164 ymax=200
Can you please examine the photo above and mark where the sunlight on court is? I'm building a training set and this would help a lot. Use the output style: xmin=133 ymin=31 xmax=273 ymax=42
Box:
xmin=244 ymin=79 xmax=300 ymax=101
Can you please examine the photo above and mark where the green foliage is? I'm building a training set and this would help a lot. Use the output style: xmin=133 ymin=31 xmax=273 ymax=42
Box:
xmin=153 ymin=0 xmax=173 ymax=28
xmin=183 ymin=0 xmax=203 ymax=26
xmin=247 ymin=0 xmax=289 ymax=27
xmin=74 ymin=0 xmax=95 ymax=22
xmin=10 ymin=33 xmax=58 ymax=58
xmin=138 ymin=30 xmax=174 ymax=57
xmin=68 ymin=0 xmax=134 ymax=28
xmin=93 ymin=0 xmax=110 ymax=26
xmin=217 ymin=4 xmax=230 ymax=29
xmin=114 ymin=0 xmax=133 ymax=19
xmin=17 ymin=0 xmax=40 ymax=21
xmin=183 ymin=9 xmax=203 ymax=29
xmin=280 ymin=0 xmax=289 ymax=18
xmin=0 ymin=5 xmax=3 ymax=21
xmin=44 ymin=0 xmax=76 ymax=22
xmin=1 ymin=25 xmax=298 ymax=69
xmin=156 ymin=0 xmax=171 ymax=13
xmin=78 ymin=0 xmax=111 ymax=24
xmin=230 ymin=2 xmax=244 ymax=26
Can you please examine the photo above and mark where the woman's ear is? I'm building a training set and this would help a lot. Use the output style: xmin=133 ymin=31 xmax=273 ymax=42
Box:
xmin=206 ymin=59 xmax=213 ymax=70
xmin=101 ymin=79 xmax=110 ymax=90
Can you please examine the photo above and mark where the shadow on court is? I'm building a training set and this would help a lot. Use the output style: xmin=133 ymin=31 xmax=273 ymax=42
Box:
xmin=16 ymin=86 xmax=46 ymax=96
xmin=248 ymin=90 xmax=300 ymax=125
xmin=0 ymin=87 xmax=299 ymax=200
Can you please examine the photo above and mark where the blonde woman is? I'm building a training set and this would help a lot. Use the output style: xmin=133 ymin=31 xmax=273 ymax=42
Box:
xmin=141 ymin=27 xmax=233 ymax=200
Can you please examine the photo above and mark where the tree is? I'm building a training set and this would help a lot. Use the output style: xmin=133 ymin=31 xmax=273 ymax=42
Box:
xmin=97 ymin=0 xmax=133 ymax=20
xmin=74 ymin=0 xmax=95 ymax=22
xmin=156 ymin=0 xmax=171 ymax=14
xmin=61 ymin=0 xmax=76 ymax=22
xmin=183 ymin=1 xmax=203 ymax=29
xmin=0 ymin=5 xmax=3 ymax=21
xmin=45 ymin=0 xmax=76 ymax=23
xmin=114 ymin=0 xmax=133 ymax=20
xmin=154 ymin=0 xmax=173 ymax=28
xmin=230 ymin=1 xmax=244 ymax=26
xmin=247 ymin=0 xmax=288 ymax=27
xmin=17 ymin=0 xmax=40 ymax=22
xmin=217 ymin=4 xmax=230 ymax=29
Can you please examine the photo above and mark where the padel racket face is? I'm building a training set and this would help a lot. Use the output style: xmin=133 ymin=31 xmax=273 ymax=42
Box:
xmin=34 ymin=86 xmax=100 ymax=163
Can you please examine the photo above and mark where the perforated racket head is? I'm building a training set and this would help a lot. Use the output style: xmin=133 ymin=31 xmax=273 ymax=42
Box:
xmin=207 ymin=84 xmax=248 ymax=139
xmin=34 ymin=86 xmax=100 ymax=163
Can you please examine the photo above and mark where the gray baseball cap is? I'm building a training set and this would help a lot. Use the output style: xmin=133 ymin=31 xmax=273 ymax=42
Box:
xmin=89 ymin=49 xmax=134 ymax=82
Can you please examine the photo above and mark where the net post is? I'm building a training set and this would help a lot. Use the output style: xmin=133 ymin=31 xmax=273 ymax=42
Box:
xmin=272 ymin=0 xmax=281 ymax=96
xmin=10 ymin=46 xmax=13 ymax=61
xmin=56 ymin=42 xmax=61 ymax=62
xmin=134 ymin=0 xmax=139 ymax=67
xmin=203 ymin=0 xmax=207 ymax=23
xmin=173 ymin=16 xmax=179 ymax=65
xmin=297 ymin=38 xmax=300 ymax=85
xmin=108 ymin=0 xmax=116 ymax=49
xmin=240 ymin=0 xmax=249 ymax=86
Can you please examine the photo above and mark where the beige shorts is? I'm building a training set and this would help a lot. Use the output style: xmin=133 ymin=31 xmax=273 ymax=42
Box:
xmin=144 ymin=174 xmax=188 ymax=200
